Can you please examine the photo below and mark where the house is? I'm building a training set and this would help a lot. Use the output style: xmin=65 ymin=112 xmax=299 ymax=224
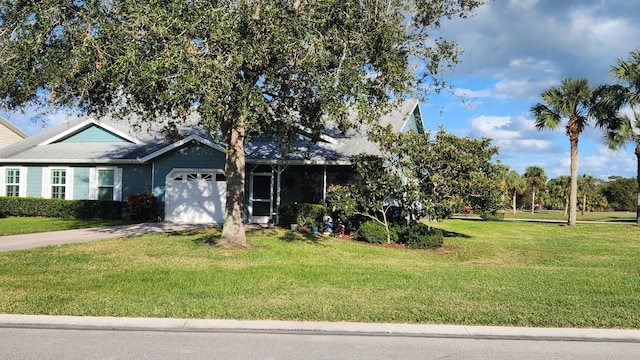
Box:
xmin=0 ymin=100 xmax=424 ymax=224
xmin=0 ymin=116 xmax=28 ymax=149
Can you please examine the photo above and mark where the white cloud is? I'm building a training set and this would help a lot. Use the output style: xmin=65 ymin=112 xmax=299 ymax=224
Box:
xmin=454 ymin=88 xmax=492 ymax=99
xmin=468 ymin=115 xmax=558 ymax=153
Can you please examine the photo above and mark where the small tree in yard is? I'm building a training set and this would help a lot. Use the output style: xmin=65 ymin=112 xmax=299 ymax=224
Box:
xmin=327 ymin=126 xmax=500 ymax=243
xmin=0 ymin=0 xmax=483 ymax=247
xmin=328 ymin=153 xmax=409 ymax=244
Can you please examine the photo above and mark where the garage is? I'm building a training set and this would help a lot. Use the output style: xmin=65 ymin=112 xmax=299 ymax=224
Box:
xmin=165 ymin=169 xmax=226 ymax=223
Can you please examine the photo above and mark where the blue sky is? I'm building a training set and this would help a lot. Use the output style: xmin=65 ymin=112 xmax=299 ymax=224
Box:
xmin=2 ymin=0 xmax=639 ymax=179
xmin=420 ymin=0 xmax=640 ymax=179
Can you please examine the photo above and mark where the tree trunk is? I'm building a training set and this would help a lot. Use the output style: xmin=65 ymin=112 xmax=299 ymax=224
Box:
xmin=581 ymin=193 xmax=586 ymax=216
xmin=530 ymin=187 xmax=536 ymax=215
xmin=636 ymin=144 xmax=640 ymax=225
xmin=567 ymin=124 xmax=579 ymax=226
xmin=219 ymin=114 xmax=251 ymax=248
xmin=512 ymin=190 xmax=517 ymax=214
xmin=563 ymin=196 xmax=568 ymax=217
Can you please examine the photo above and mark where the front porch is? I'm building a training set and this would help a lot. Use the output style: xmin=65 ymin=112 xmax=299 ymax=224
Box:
xmin=246 ymin=164 xmax=355 ymax=224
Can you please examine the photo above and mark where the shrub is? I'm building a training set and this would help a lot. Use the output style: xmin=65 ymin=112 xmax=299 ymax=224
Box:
xmin=0 ymin=197 xmax=125 ymax=219
xmin=125 ymin=193 xmax=158 ymax=220
xmin=355 ymin=220 xmax=397 ymax=244
xmin=276 ymin=203 xmax=325 ymax=228
xmin=397 ymin=222 xmax=444 ymax=249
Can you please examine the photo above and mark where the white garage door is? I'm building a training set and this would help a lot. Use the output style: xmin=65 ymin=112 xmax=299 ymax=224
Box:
xmin=165 ymin=170 xmax=226 ymax=224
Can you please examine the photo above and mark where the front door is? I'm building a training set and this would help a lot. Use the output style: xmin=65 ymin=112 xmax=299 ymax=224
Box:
xmin=250 ymin=172 xmax=273 ymax=223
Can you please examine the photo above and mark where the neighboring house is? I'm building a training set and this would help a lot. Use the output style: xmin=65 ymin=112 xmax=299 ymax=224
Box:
xmin=0 ymin=116 xmax=28 ymax=149
xmin=0 ymin=100 xmax=424 ymax=224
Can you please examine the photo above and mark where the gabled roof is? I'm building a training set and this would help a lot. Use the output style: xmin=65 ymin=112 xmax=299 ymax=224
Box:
xmin=0 ymin=113 xmax=187 ymax=163
xmin=246 ymin=99 xmax=424 ymax=164
xmin=0 ymin=99 xmax=424 ymax=165
xmin=39 ymin=118 xmax=144 ymax=145
xmin=138 ymin=134 xmax=226 ymax=162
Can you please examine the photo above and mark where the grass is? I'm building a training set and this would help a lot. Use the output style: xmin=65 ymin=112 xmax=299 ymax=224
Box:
xmin=499 ymin=210 xmax=636 ymax=222
xmin=0 ymin=219 xmax=638 ymax=329
xmin=0 ymin=216 xmax=135 ymax=236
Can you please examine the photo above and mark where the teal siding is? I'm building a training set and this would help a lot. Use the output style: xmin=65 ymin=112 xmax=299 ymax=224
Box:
xmin=121 ymin=164 xmax=152 ymax=199
xmin=152 ymin=143 xmax=226 ymax=205
xmin=73 ymin=167 xmax=90 ymax=199
xmin=60 ymin=125 xmax=129 ymax=143
xmin=26 ymin=166 xmax=42 ymax=197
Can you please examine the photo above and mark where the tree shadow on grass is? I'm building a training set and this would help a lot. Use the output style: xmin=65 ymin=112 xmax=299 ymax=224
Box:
xmin=188 ymin=226 xmax=326 ymax=247
xmin=278 ymin=230 xmax=326 ymax=245
xmin=441 ymin=229 xmax=472 ymax=239
xmin=187 ymin=227 xmax=223 ymax=247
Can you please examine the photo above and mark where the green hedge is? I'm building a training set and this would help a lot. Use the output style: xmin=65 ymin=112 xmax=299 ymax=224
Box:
xmin=0 ymin=197 xmax=125 ymax=220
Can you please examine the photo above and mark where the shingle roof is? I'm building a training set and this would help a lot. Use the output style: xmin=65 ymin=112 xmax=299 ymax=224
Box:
xmin=0 ymin=99 xmax=422 ymax=165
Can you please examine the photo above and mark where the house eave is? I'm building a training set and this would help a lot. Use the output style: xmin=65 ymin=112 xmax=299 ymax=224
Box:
xmin=0 ymin=158 xmax=143 ymax=164
xmin=248 ymin=159 xmax=352 ymax=166
xmin=39 ymin=118 xmax=145 ymax=146
xmin=138 ymin=134 xmax=225 ymax=163
xmin=0 ymin=116 xmax=28 ymax=139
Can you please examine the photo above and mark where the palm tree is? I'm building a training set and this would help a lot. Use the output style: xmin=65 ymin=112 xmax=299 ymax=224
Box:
xmin=530 ymin=78 xmax=614 ymax=226
xmin=548 ymin=175 xmax=571 ymax=216
xmin=524 ymin=166 xmax=547 ymax=214
xmin=605 ymin=49 xmax=640 ymax=225
xmin=578 ymin=174 xmax=597 ymax=216
xmin=504 ymin=170 xmax=526 ymax=214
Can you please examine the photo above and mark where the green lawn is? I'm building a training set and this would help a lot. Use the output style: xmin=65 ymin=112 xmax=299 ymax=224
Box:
xmin=500 ymin=210 xmax=637 ymax=222
xmin=0 ymin=217 xmax=135 ymax=236
xmin=0 ymin=219 xmax=638 ymax=329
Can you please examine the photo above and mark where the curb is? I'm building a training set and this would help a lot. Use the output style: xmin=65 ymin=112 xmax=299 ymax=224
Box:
xmin=2 ymin=315 xmax=640 ymax=343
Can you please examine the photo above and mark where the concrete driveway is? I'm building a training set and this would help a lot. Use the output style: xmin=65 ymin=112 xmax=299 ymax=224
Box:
xmin=0 ymin=222 xmax=209 ymax=252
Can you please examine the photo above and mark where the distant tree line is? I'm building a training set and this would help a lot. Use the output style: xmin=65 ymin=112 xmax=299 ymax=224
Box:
xmin=499 ymin=165 xmax=638 ymax=214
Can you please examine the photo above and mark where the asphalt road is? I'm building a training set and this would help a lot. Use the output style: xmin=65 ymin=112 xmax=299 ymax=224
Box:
xmin=2 ymin=327 xmax=639 ymax=360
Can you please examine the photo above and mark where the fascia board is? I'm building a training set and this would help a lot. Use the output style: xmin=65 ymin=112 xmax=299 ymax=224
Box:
xmin=247 ymin=159 xmax=352 ymax=166
xmin=38 ymin=118 xmax=145 ymax=145
xmin=0 ymin=158 xmax=144 ymax=164
xmin=399 ymin=99 xmax=423 ymax=134
xmin=138 ymin=134 xmax=225 ymax=163
xmin=0 ymin=116 xmax=28 ymax=139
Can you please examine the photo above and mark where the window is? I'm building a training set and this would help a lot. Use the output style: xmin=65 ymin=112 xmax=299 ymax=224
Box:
xmin=42 ymin=167 xmax=73 ymax=199
xmin=90 ymin=167 xmax=121 ymax=201
xmin=51 ymin=169 xmax=67 ymax=199
xmin=98 ymin=169 xmax=115 ymax=201
xmin=5 ymin=168 xmax=21 ymax=197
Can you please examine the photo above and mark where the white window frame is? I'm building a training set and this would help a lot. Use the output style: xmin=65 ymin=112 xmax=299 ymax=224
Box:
xmin=42 ymin=167 xmax=74 ymax=200
xmin=1 ymin=166 xmax=27 ymax=197
xmin=89 ymin=167 xmax=123 ymax=201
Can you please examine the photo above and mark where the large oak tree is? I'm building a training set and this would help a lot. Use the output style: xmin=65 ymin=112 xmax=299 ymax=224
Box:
xmin=0 ymin=0 xmax=482 ymax=247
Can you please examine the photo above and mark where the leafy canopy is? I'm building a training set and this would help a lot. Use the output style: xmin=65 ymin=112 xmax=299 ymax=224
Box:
xmin=0 ymin=0 xmax=482 ymax=133
xmin=0 ymin=0 xmax=484 ymax=245
xmin=327 ymin=125 xmax=500 ymax=241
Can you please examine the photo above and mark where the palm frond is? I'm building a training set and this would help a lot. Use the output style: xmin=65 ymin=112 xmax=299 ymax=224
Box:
xmin=530 ymin=102 xmax=561 ymax=130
